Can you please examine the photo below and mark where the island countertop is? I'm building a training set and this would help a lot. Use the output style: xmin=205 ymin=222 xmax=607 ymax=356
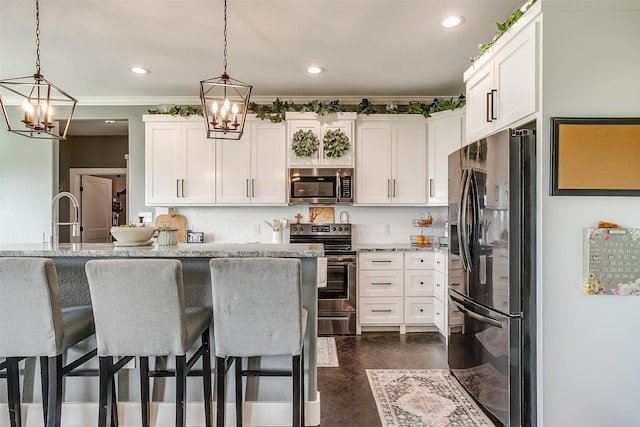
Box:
xmin=0 ymin=242 xmax=324 ymax=258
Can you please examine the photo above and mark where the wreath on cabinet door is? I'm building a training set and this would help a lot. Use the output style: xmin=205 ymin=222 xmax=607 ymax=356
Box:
xmin=291 ymin=129 xmax=320 ymax=157
xmin=323 ymin=129 xmax=351 ymax=158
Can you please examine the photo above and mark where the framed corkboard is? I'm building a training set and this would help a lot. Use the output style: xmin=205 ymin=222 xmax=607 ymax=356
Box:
xmin=550 ymin=117 xmax=640 ymax=196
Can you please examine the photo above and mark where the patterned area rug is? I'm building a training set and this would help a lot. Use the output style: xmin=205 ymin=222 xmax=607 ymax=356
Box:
xmin=316 ymin=337 xmax=339 ymax=367
xmin=367 ymin=369 xmax=495 ymax=427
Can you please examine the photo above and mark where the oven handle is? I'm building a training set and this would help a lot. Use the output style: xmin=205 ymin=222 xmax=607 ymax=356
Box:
xmin=326 ymin=258 xmax=357 ymax=265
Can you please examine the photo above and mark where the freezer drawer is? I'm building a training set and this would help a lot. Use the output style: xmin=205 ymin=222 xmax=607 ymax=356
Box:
xmin=448 ymin=289 xmax=521 ymax=427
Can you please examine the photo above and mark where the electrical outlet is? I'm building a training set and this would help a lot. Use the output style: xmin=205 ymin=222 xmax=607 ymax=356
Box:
xmin=138 ymin=212 xmax=153 ymax=223
xmin=382 ymin=224 xmax=390 ymax=235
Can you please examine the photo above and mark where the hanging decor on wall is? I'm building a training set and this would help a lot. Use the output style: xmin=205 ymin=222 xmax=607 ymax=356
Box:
xmin=583 ymin=225 xmax=640 ymax=296
xmin=199 ymin=0 xmax=252 ymax=140
xmin=0 ymin=0 xmax=77 ymax=140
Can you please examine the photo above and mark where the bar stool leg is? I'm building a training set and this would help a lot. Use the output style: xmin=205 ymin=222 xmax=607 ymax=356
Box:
xmin=98 ymin=356 xmax=114 ymax=427
xmin=234 ymin=358 xmax=242 ymax=427
xmin=202 ymin=331 xmax=213 ymax=427
xmin=39 ymin=356 xmax=49 ymax=424
xmin=139 ymin=357 xmax=149 ymax=427
xmin=175 ymin=355 xmax=187 ymax=427
xmin=292 ymin=355 xmax=301 ymax=427
xmin=216 ymin=357 xmax=226 ymax=427
xmin=45 ymin=355 xmax=64 ymax=427
xmin=6 ymin=358 xmax=22 ymax=427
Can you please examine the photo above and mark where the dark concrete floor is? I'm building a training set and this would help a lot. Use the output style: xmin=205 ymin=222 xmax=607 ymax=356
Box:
xmin=316 ymin=331 xmax=448 ymax=427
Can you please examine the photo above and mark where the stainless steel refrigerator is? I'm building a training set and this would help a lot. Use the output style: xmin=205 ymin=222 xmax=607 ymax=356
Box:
xmin=447 ymin=127 xmax=536 ymax=427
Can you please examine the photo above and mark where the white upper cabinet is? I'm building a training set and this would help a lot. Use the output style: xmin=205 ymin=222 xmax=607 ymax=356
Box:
xmin=464 ymin=2 xmax=540 ymax=142
xmin=286 ymin=112 xmax=356 ymax=167
xmin=356 ymin=116 xmax=427 ymax=205
xmin=216 ymin=119 xmax=287 ymax=205
xmin=144 ymin=116 xmax=215 ymax=206
xmin=426 ymin=110 xmax=465 ymax=206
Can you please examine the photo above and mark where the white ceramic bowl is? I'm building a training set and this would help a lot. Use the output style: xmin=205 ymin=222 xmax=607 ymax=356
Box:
xmin=110 ymin=226 xmax=156 ymax=243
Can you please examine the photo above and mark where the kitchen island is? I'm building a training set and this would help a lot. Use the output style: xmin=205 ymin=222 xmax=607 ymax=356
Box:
xmin=0 ymin=242 xmax=324 ymax=427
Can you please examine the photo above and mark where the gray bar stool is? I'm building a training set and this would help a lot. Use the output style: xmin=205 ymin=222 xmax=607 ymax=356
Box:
xmin=85 ymin=259 xmax=212 ymax=427
xmin=0 ymin=257 xmax=96 ymax=427
xmin=209 ymin=258 xmax=307 ymax=427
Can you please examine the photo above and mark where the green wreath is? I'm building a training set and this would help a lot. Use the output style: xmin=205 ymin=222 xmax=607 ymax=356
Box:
xmin=323 ymin=129 xmax=351 ymax=158
xmin=291 ymin=129 xmax=319 ymax=157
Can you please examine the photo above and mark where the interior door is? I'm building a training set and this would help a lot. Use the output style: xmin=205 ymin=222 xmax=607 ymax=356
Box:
xmin=81 ymin=175 xmax=112 ymax=243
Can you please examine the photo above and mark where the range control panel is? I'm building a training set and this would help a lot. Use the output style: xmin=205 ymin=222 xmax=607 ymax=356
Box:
xmin=290 ymin=223 xmax=351 ymax=236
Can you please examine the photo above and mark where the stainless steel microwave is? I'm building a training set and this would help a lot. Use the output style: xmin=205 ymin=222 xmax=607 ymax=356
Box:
xmin=288 ymin=168 xmax=354 ymax=204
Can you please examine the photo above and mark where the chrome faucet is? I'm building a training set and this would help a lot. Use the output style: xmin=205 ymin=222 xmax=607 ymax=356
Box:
xmin=51 ymin=191 xmax=81 ymax=244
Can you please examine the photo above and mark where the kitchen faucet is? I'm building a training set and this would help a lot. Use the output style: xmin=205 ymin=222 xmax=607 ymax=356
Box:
xmin=51 ymin=191 xmax=81 ymax=244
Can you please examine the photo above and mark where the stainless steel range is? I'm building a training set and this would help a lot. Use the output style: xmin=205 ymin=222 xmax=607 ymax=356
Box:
xmin=289 ymin=223 xmax=356 ymax=335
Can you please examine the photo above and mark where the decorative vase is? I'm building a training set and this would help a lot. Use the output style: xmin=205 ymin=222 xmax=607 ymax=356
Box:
xmin=157 ymin=230 xmax=178 ymax=246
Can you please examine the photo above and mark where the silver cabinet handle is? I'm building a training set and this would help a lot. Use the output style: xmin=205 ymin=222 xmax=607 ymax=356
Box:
xmin=246 ymin=179 xmax=250 ymax=198
xmin=251 ymin=179 xmax=255 ymax=197
xmin=486 ymin=92 xmax=492 ymax=122
xmin=371 ymin=282 xmax=392 ymax=286
xmin=181 ymin=179 xmax=185 ymax=197
xmin=176 ymin=179 xmax=180 ymax=197
xmin=429 ymin=179 xmax=434 ymax=197
xmin=490 ymin=89 xmax=498 ymax=120
xmin=371 ymin=260 xmax=392 ymax=263
xmin=387 ymin=179 xmax=391 ymax=197
xmin=393 ymin=179 xmax=396 ymax=197
xmin=371 ymin=309 xmax=392 ymax=313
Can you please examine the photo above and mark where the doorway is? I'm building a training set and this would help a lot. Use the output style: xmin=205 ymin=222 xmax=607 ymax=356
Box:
xmin=60 ymin=119 xmax=129 ymax=243
xmin=70 ymin=168 xmax=127 ymax=243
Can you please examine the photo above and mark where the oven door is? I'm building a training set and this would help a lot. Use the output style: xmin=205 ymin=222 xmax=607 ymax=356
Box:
xmin=318 ymin=254 xmax=357 ymax=335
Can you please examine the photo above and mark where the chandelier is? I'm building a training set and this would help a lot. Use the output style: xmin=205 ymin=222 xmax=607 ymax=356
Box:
xmin=199 ymin=0 xmax=252 ymax=140
xmin=0 ymin=0 xmax=77 ymax=140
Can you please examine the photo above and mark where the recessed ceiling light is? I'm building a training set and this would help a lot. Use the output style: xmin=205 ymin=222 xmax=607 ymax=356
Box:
xmin=440 ymin=15 xmax=464 ymax=28
xmin=306 ymin=66 xmax=325 ymax=74
xmin=130 ymin=66 xmax=150 ymax=75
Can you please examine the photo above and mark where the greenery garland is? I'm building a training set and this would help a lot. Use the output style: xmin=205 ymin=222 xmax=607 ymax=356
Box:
xmin=323 ymin=129 xmax=350 ymax=158
xmin=291 ymin=129 xmax=319 ymax=157
xmin=147 ymin=105 xmax=202 ymax=117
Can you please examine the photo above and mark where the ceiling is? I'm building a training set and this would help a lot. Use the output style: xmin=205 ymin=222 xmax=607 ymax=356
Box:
xmin=1 ymin=0 xmax=526 ymax=110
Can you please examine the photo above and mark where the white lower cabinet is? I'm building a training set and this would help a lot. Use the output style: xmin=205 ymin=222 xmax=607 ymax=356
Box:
xmin=433 ymin=251 xmax=447 ymax=337
xmin=358 ymin=251 xmax=447 ymax=335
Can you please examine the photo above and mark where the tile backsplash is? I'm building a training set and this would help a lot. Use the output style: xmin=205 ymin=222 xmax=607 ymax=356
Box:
xmin=153 ymin=206 xmax=448 ymax=245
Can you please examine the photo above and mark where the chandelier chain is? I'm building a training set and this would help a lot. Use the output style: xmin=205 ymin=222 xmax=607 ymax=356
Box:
xmin=223 ymin=0 xmax=228 ymax=74
xmin=35 ymin=0 xmax=41 ymax=75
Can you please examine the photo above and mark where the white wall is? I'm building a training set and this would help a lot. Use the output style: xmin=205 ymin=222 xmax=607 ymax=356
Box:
xmin=541 ymin=2 xmax=640 ymax=426
xmin=0 ymin=105 xmax=151 ymax=243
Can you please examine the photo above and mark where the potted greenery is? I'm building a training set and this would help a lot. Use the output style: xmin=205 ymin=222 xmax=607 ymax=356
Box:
xmin=156 ymin=225 xmax=179 ymax=246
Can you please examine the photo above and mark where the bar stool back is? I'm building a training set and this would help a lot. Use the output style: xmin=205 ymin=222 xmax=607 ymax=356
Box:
xmin=85 ymin=258 xmax=212 ymax=427
xmin=0 ymin=257 xmax=96 ymax=427
xmin=209 ymin=257 xmax=307 ymax=427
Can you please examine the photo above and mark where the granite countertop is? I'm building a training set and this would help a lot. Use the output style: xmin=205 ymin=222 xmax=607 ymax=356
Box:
xmin=353 ymin=243 xmax=448 ymax=253
xmin=0 ymin=242 xmax=324 ymax=258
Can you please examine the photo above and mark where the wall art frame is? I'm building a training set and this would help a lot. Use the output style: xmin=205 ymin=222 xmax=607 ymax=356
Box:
xmin=550 ymin=117 xmax=640 ymax=196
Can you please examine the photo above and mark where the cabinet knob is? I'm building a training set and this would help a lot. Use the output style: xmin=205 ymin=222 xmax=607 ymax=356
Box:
xmin=419 ymin=309 xmax=424 ymax=313
xmin=420 ymin=259 xmax=424 ymax=263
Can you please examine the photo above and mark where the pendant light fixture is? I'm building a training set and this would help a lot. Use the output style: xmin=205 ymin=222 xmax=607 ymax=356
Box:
xmin=200 ymin=0 xmax=252 ymax=140
xmin=0 ymin=0 xmax=77 ymax=140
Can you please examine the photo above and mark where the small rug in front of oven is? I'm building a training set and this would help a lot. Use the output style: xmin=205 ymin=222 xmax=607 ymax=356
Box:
xmin=317 ymin=337 xmax=339 ymax=367
xmin=366 ymin=369 xmax=494 ymax=427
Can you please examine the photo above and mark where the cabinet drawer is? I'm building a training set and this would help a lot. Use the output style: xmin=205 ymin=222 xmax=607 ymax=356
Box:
xmin=404 ymin=252 xmax=434 ymax=269
xmin=359 ymin=270 xmax=403 ymax=297
xmin=434 ymin=270 xmax=446 ymax=301
xmin=359 ymin=252 xmax=404 ymax=270
xmin=448 ymin=268 xmax=464 ymax=290
xmin=404 ymin=270 xmax=434 ymax=297
xmin=434 ymin=251 xmax=447 ymax=274
xmin=404 ymin=297 xmax=434 ymax=324
xmin=434 ymin=298 xmax=445 ymax=331
xmin=359 ymin=298 xmax=403 ymax=324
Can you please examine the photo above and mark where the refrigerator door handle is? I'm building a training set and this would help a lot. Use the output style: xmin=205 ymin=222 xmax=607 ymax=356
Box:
xmin=459 ymin=169 xmax=472 ymax=271
xmin=450 ymin=296 xmax=504 ymax=329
